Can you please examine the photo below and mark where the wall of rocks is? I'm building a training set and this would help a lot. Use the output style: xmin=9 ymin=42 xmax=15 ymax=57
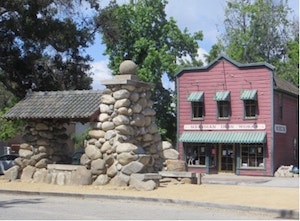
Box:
xmin=79 ymin=61 xmax=165 ymax=187
xmin=4 ymin=120 xmax=70 ymax=179
xmin=7 ymin=140 xmax=184 ymax=191
xmin=4 ymin=60 xmax=176 ymax=190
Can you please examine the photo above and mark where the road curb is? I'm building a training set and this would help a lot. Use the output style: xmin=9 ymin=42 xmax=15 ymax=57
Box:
xmin=0 ymin=189 xmax=298 ymax=219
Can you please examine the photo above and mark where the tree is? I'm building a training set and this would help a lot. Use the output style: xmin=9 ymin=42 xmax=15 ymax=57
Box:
xmin=204 ymin=41 xmax=224 ymax=64
xmin=275 ymin=20 xmax=299 ymax=85
xmin=97 ymin=0 xmax=203 ymax=142
xmin=0 ymin=0 xmax=100 ymax=142
xmin=0 ymin=107 xmax=24 ymax=141
xmin=207 ymin=0 xmax=298 ymax=86
xmin=0 ymin=0 xmax=99 ymax=99
xmin=0 ymin=82 xmax=21 ymax=141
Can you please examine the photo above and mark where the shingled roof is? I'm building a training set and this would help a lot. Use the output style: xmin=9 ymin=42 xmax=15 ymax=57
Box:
xmin=3 ymin=90 xmax=102 ymax=121
xmin=274 ymin=76 xmax=299 ymax=97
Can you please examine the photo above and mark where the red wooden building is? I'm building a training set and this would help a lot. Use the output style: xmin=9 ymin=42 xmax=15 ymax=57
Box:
xmin=176 ymin=55 xmax=299 ymax=176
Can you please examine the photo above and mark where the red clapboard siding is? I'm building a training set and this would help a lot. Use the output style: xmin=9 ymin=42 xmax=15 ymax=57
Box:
xmin=177 ymin=56 xmax=276 ymax=176
xmin=178 ymin=59 xmax=273 ymax=136
xmin=273 ymin=92 xmax=299 ymax=170
xmin=177 ymin=56 xmax=298 ymax=176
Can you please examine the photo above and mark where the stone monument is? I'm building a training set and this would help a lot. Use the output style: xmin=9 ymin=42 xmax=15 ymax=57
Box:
xmin=81 ymin=60 xmax=165 ymax=187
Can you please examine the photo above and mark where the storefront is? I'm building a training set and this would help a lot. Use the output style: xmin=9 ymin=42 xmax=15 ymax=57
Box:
xmin=176 ymin=55 xmax=298 ymax=176
xmin=180 ymin=131 xmax=266 ymax=174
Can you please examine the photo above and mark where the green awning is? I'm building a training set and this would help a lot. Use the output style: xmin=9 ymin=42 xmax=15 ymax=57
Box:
xmin=214 ymin=91 xmax=230 ymax=101
xmin=187 ymin=92 xmax=204 ymax=102
xmin=240 ymin=90 xmax=257 ymax=100
xmin=179 ymin=131 xmax=266 ymax=143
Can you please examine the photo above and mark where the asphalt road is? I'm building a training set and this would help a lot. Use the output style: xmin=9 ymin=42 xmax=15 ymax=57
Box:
xmin=0 ymin=193 xmax=279 ymax=220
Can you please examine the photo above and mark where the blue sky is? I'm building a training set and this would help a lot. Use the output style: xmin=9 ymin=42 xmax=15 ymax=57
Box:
xmin=86 ymin=0 xmax=299 ymax=90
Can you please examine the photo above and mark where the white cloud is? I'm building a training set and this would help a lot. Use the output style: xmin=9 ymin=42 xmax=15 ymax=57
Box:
xmin=196 ymin=48 xmax=209 ymax=66
xmin=89 ymin=60 xmax=112 ymax=90
xmin=165 ymin=0 xmax=226 ymax=51
xmin=177 ymin=47 xmax=209 ymax=65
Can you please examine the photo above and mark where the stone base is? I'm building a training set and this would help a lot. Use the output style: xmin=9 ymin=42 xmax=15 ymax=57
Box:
xmin=159 ymin=171 xmax=197 ymax=184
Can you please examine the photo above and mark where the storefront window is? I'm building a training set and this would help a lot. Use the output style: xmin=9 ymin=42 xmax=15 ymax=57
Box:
xmin=240 ymin=144 xmax=264 ymax=168
xmin=185 ymin=144 xmax=206 ymax=166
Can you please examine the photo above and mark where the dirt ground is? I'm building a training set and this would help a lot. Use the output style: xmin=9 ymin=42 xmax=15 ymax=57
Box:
xmin=0 ymin=177 xmax=298 ymax=211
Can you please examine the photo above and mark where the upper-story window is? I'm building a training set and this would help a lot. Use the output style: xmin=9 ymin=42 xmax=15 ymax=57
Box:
xmin=187 ymin=92 xmax=204 ymax=120
xmin=214 ymin=91 xmax=231 ymax=119
xmin=240 ymin=89 xmax=258 ymax=119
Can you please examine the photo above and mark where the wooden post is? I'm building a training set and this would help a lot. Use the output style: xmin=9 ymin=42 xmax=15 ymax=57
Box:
xmin=197 ymin=173 xmax=202 ymax=185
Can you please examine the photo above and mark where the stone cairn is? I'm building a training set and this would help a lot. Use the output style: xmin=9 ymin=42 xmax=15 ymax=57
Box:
xmin=82 ymin=60 xmax=165 ymax=189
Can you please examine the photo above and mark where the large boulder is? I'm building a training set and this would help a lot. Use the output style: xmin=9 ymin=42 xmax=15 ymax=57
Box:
xmin=32 ymin=168 xmax=48 ymax=183
xmin=88 ymin=130 xmax=105 ymax=139
xmin=274 ymin=165 xmax=294 ymax=177
xmin=162 ymin=141 xmax=173 ymax=150
xmin=163 ymin=148 xmax=179 ymax=160
xmin=4 ymin=165 xmax=20 ymax=180
xmin=70 ymin=167 xmax=92 ymax=185
xmin=19 ymin=149 xmax=34 ymax=158
xmin=21 ymin=165 xmax=36 ymax=181
xmin=101 ymin=94 xmax=116 ymax=104
xmin=165 ymin=160 xmax=187 ymax=172
xmin=116 ymin=143 xmax=138 ymax=153
xmin=85 ymin=145 xmax=102 ymax=160
xmin=115 ymin=125 xmax=135 ymax=135
xmin=35 ymin=158 xmax=48 ymax=168
xmin=113 ymin=115 xmax=130 ymax=126
xmin=115 ymin=98 xmax=131 ymax=109
xmin=121 ymin=161 xmax=144 ymax=175
xmin=91 ymin=158 xmax=107 ymax=175
xmin=109 ymin=173 xmax=130 ymax=187
xmin=113 ymin=89 xmax=130 ymax=100
xmin=93 ymin=174 xmax=110 ymax=185
xmin=102 ymin=122 xmax=115 ymax=131
xmin=129 ymin=175 xmax=157 ymax=191
xmin=107 ymin=161 xmax=119 ymax=178
xmin=117 ymin=152 xmax=138 ymax=165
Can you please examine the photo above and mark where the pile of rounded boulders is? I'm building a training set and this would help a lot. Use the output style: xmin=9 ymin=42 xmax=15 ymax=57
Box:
xmin=4 ymin=120 xmax=70 ymax=181
xmin=159 ymin=141 xmax=194 ymax=185
xmin=274 ymin=165 xmax=299 ymax=177
xmin=4 ymin=60 xmax=186 ymax=191
xmin=71 ymin=60 xmax=166 ymax=190
xmin=161 ymin=141 xmax=187 ymax=172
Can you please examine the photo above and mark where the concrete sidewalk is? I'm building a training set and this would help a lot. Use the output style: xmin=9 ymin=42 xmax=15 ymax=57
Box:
xmin=200 ymin=174 xmax=299 ymax=187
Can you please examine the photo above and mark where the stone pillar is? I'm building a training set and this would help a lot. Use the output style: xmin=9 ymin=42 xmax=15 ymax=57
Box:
xmin=12 ymin=120 xmax=70 ymax=180
xmin=83 ymin=60 xmax=164 ymax=186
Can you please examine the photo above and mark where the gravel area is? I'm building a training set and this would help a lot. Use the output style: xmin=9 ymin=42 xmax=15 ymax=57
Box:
xmin=0 ymin=176 xmax=298 ymax=211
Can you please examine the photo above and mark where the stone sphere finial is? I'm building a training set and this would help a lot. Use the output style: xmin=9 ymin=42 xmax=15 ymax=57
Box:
xmin=119 ymin=60 xmax=137 ymax=75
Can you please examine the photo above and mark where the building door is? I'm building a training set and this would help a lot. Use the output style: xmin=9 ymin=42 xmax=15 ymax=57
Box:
xmin=219 ymin=144 xmax=235 ymax=173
